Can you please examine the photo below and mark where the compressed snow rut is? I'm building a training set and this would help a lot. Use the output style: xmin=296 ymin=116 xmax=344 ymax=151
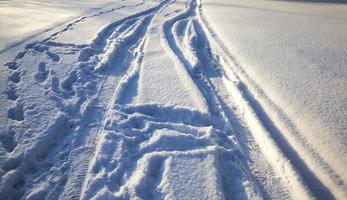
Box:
xmin=0 ymin=0 xmax=346 ymax=199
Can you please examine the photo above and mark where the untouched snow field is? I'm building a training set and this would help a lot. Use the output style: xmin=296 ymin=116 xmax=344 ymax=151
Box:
xmin=0 ymin=0 xmax=115 ymax=53
xmin=0 ymin=0 xmax=346 ymax=199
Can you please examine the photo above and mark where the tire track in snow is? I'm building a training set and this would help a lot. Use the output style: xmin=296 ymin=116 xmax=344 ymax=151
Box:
xmin=1 ymin=0 xmax=344 ymax=199
xmin=162 ymin=0 xmax=337 ymax=199
xmin=0 ymin=1 xmax=166 ymax=199
xmin=0 ymin=0 xmax=147 ymax=164
xmin=82 ymin=102 xmax=261 ymax=199
xmin=81 ymin=1 xmax=264 ymax=199
xmin=61 ymin=1 xmax=171 ymax=199
xmin=161 ymin=0 xmax=269 ymax=198
xmin=196 ymin=0 xmax=347 ymax=199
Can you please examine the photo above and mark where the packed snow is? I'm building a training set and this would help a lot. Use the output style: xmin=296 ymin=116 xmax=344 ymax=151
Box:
xmin=0 ymin=0 xmax=346 ymax=200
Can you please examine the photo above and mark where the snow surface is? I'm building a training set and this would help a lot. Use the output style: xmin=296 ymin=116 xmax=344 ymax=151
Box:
xmin=0 ymin=0 xmax=346 ymax=199
xmin=0 ymin=0 xmax=115 ymax=53
xmin=203 ymin=0 xmax=347 ymax=198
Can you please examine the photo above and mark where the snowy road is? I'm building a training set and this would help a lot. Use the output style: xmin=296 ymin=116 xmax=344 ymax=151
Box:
xmin=0 ymin=0 xmax=346 ymax=199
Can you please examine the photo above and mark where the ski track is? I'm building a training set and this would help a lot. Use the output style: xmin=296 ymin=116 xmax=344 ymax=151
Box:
xmin=0 ymin=0 xmax=346 ymax=199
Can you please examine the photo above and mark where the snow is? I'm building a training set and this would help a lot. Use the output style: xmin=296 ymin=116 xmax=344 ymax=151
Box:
xmin=0 ymin=0 xmax=115 ymax=53
xmin=203 ymin=0 xmax=347 ymax=198
xmin=0 ymin=0 xmax=346 ymax=199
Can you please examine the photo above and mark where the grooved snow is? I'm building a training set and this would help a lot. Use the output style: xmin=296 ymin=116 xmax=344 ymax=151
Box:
xmin=0 ymin=0 xmax=346 ymax=200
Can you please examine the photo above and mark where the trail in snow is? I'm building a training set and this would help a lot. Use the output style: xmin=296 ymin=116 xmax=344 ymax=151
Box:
xmin=0 ymin=0 xmax=346 ymax=199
